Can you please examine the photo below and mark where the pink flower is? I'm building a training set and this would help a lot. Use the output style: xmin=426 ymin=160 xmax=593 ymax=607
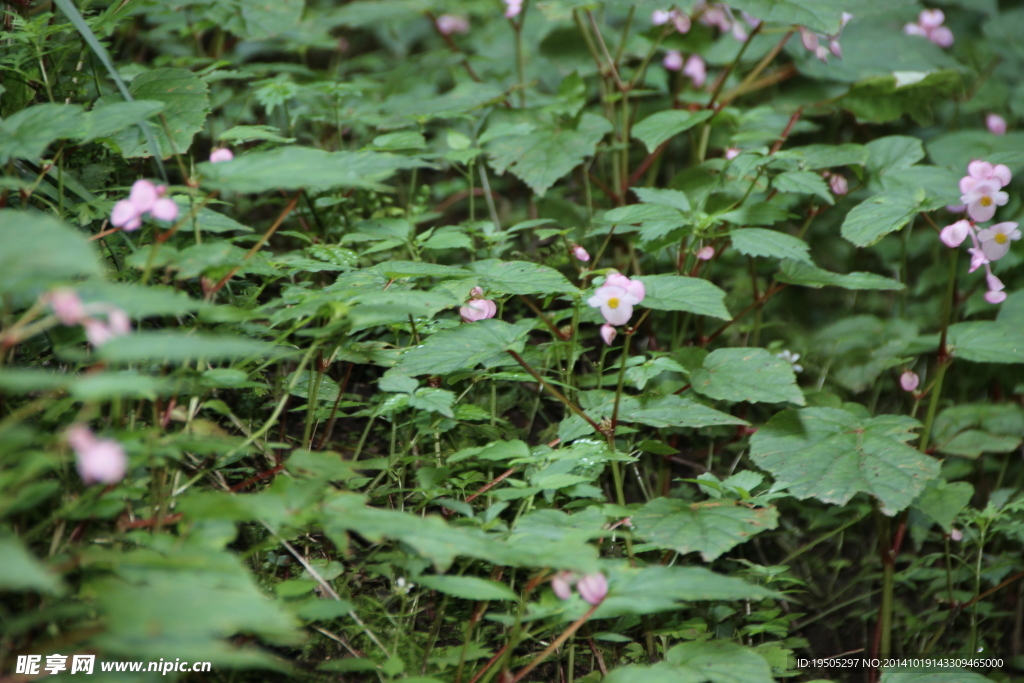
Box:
xmin=963 ymin=160 xmax=1012 ymax=188
xmin=551 ymin=571 xmax=574 ymax=600
xmin=128 ymin=179 xmax=158 ymax=214
xmin=576 ymin=572 xmax=608 ymax=606
xmin=209 ymin=147 xmax=234 ymax=163
xmin=600 ymin=323 xmax=617 ymax=346
xmin=696 ymin=245 xmax=715 ymax=261
xmin=504 ymin=0 xmax=522 ymax=18
xmin=904 ymin=9 xmax=953 ymax=48
xmin=800 ymin=28 xmax=819 ymax=53
xmin=111 ymin=199 xmax=141 ymax=231
xmin=700 ymin=4 xmax=732 ymax=32
xmin=436 ymin=14 xmax=470 ymax=35
xmin=49 ymin=289 xmax=85 ymax=326
xmin=900 ymin=370 xmax=920 ymax=392
xmin=940 ymin=219 xmax=971 ymax=248
xmin=724 ymin=147 xmax=741 ymax=160
xmin=967 ymin=247 xmax=988 ymax=274
xmin=946 ymin=204 xmax=966 ymax=214
xmin=985 ymin=273 xmax=1007 ymax=304
xmin=977 ymin=222 xmax=1021 ymax=261
xmin=662 ymin=50 xmax=684 ymax=72
xmin=651 ymin=9 xmax=672 ymax=25
xmin=150 ymin=197 xmax=179 ymax=222
xmin=986 ymin=114 xmax=1007 ymax=136
xmin=110 ymin=179 xmax=178 ymax=230
xmin=588 ymin=274 xmax=645 ymax=327
xmin=460 ymin=298 xmax=497 ymax=323
xmin=961 ymin=178 xmax=1008 ymax=222
xmin=950 ymin=528 xmax=963 ymax=541
xmin=683 ymin=55 xmax=706 ymax=87
xmin=82 ymin=307 xmax=132 ymax=346
xmin=673 ymin=14 xmax=692 ymax=33
xmin=573 ymin=245 xmax=590 ymax=262
xmin=66 ymin=424 xmax=128 ymax=485
xmin=829 ymin=174 xmax=848 ymax=195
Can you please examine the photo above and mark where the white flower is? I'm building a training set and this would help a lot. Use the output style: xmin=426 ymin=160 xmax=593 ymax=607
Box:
xmin=961 ymin=178 xmax=1008 ymax=223
xmin=977 ymin=221 xmax=1021 ymax=261
xmin=777 ymin=350 xmax=803 ymax=373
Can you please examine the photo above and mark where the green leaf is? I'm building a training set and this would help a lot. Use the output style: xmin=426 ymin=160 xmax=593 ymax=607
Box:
xmin=937 ymin=430 xmax=1021 ymax=458
xmin=880 ymin=670 xmax=997 ymax=683
xmin=771 ymin=171 xmax=833 ymax=205
xmin=97 ymin=332 xmax=282 ymax=364
xmin=774 ymin=143 xmax=869 ymax=170
xmin=199 ymin=147 xmax=429 ymax=193
xmin=218 ymin=125 xmax=295 ymax=144
xmin=395 ymin=320 xmax=532 ymax=376
xmin=346 ymin=290 xmax=461 ymax=329
xmin=486 ymin=113 xmax=612 ymax=196
xmin=327 ymin=0 xmax=433 ymax=27
xmin=415 ymin=575 xmax=517 ymax=601
xmin=691 ymin=348 xmax=805 ymax=405
xmin=605 ymin=640 xmax=774 ymax=683
xmin=237 ymin=0 xmax=305 ymax=39
xmin=76 ymin=101 xmax=167 ymax=143
xmin=408 ymin=388 xmax=456 ymax=418
xmin=719 ymin=202 xmax=789 ymax=227
xmin=913 ymin=479 xmax=974 ymax=532
xmin=631 ymin=187 xmax=692 ymax=213
xmin=632 ymin=110 xmax=714 ymax=153
xmin=867 ymin=136 xmax=926 ymax=177
xmin=469 ymin=260 xmax=579 ymax=295
xmin=638 ymin=274 xmax=731 ymax=320
xmin=95 ymin=68 xmax=210 ymax=159
xmin=75 ymin=282 xmax=202 ymax=317
xmin=564 ymin=392 xmax=747 ymax=442
xmin=926 ymin=130 xmax=1024 ymax=172
xmin=0 ymin=103 xmax=84 ymax=163
xmin=947 ymin=322 xmax=1024 ymax=363
xmin=0 ymin=535 xmax=64 ymax=594
xmin=840 ymin=190 xmax=923 ymax=247
xmin=777 ymin=260 xmax=905 ymax=290
xmin=0 ymin=210 xmax=102 ymax=295
xmin=633 ymin=498 xmax=779 ymax=562
xmin=750 ymin=408 xmax=939 ymax=515
xmin=725 ymin=0 xmax=847 ymax=34
xmin=840 ymin=71 xmax=961 ymax=124
xmin=730 ymin=228 xmax=811 ymax=263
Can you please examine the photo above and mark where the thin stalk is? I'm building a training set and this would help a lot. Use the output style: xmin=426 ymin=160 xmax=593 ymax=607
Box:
xmin=509 ymin=604 xmax=600 ymax=683
xmin=919 ymin=249 xmax=959 ymax=452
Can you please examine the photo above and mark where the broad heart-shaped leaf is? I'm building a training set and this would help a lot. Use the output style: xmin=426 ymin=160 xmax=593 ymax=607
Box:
xmin=840 ymin=190 xmax=923 ymax=247
xmin=631 ymin=110 xmax=714 ymax=153
xmin=839 ymin=71 xmax=961 ymax=125
xmin=486 ymin=113 xmax=612 ymax=196
xmin=867 ymin=135 xmax=926 ymax=177
xmin=947 ymin=322 xmax=1024 ymax=363
xmin=771 ymin=171 xmax=833 ymax=205
xmin=75 ymin=100 xmax=166 ymax=143
xmin=0 ymin=103 xmax=84 ymax=163
xmin=96 ymin=332 xmax=283 ymax=364
xmin=561 ymin=391 xmax=747 ymax=441
xmin=726 ymin=0 xmax=847 ymax=34
xmin=415 ymin=575 xmax=517 ymax=601
xmin=750 ymin=408 xmax=939 ymax=515
xmin=730 ymin=228 xmax=811 ymax=263
xmin=632 ymin=498 xmax=779 ymax=562
xmin=926 ymin=130 xmax=1024 ymax=172
xmin=777 ymin=260 xmax=905 ymax=290
xmin=199 ymin=147 xmax=429 ymax=193
xmin=0 ymin=535 xmax=64 ymax=594
xmin=638 ymin=274 xmax=731 ymax=320
xmin=0 ymin=210 xmax=102 ymax=296
xmin=95 ymin=68 xmax=209 ymax=158
xmin=774 ymin=143 xmax=869 ymax=170
xmin=395 ymin=319 xmax=533 ymax=376
xmin=605 ymin=640 xmax=774 ymax=683
xmin=691 ymin=348 xmax=805 ymax=405
xmin=913 ymin=479 xmax=974 ymax=532
xmin=468 ymin=259 xmax=579 ymax=295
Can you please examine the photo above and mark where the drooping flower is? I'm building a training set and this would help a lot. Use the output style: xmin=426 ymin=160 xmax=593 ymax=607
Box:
xmin=683 ymin=54 xmax=706 ymax=88
xmin=662 ymin=50 xmax=684 ymax=72
xmin=600 ymin=323 xmax=617 ymax=346
xmin=724 ymin=147 xmax=741 ymax=160
xmin=651 ymin=9 xmax=672 ymax=25
xmin=977 ymin=222 xmax=1021 ymax=261
xmin=503 ymin=0 xmax=522 ymax=18
xmin=111 ymin=199 xmax=142 ymax=231
xmin=900 ymin=370 xmax=920 ymax=393
xmin=967 ymin=247 xmax=988 ymax=274
xmin=66 ymin=424 xmax=128 ymax=485
xmin=588 ymin=274 xmax=645 ymax=327
xmin=961 ymin=179 xmax=1008 ymax=223
xmin=940 ymin=219 xmax=971 ymax=248
xmin=551 ymin=571 xmax=574 ymax=600
xmin=829 ymin=174 xmax=848 ymax=195
xmin=987 ymin=114 xmax=1007 ymax=136
xmin=150 ymin=197 xmax=179 ymax=221
xmin=110 ymin=179 xmax=179 ymax=230
xmin=48 ymin=289 xmax=85 ymax=326
xmin=576 ymin=572 xmax=608 ymax=606
xmin=985 ymin=273 xmax=1007 ymax=304
xmin=777 ymin=349 xmax=803 ymax=373
xmin=904 ymin=9 xmax=953 ymax=47
xmin=573 ymin=245 xmax=591 ymax=262
xmin=950 ymin=528 xmax=963 ymax=541
xmin=209 ymin=147 xmax=234 ymax=163
xmin=696 ymin=245 xmax=715 ymax=261
xmin=460 ymin=286 xmax=497 ymax=323
xmin=962 ymin=160 xmax=1012 ymax=189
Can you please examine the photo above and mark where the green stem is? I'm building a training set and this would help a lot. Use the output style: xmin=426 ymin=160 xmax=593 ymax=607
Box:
xmin=919 ymin=248 xmax=959 ymax=452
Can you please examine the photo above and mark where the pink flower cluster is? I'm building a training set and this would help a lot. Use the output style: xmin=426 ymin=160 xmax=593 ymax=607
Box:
xmin=798 ymin=12 xmax=852 ymax=63
xmin=66 ymin=424 xmax=128 ymax=485
xmin=436 ymin=14 xmax=470 ymax=35
xmin=47 ymin=289 xmax=132 ymax=346
xmin=694 ymin=2 xmax=759 ymax=41
xmin=904 ymin=9 xmax=953 ymax=48
xmin=460 ymin=286 xmax=497 ymax=323
xmin=111 ymin=179 xmax=179 ymax=231
xmin=940 ymin=161 xmax=1020 ymax=304
xmin=652 ymin=8 xmax=691 ymax=34
xmin=551 ymin=571 xmax=608 ymax=606
xmin=821 ymin=170 xmax=848 ymax=195
xmin=503 ymin=0 xmax=522 ymax=19
xmin=588 ymin=273 xmax=645 ymax=345
xmin=662 ymin=51 xmax=706 ymax=87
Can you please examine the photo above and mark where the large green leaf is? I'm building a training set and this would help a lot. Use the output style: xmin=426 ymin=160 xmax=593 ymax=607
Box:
xmin=633 ymin=498 xmax=779 ymax=561
xmin=771 ymin=171 xmax=833 ymax=205
xmin=777 ymin=260 xmax=905 ymax=290
xmin=95 ymin=68 xmax=210 ymax=159
xmin=415 ymin=575 xmax=517 ymax=601
xmin=947 ymin=322 xmax=1024 ymax=364
xmin=199 ymin=147 xmax=428 ymax=193
xmin=731 ymin=229 xmax=811 ymax=263
xmin=486 ymin=113 xmax=612 ymax=196
xmin=0 ymin=210 xmax=102 ymax=295
xmin=605 ymin=640 xmax=774 ymax=683
xmin=840 ymin=71 xmax=962 ymax=124
xmin=0 ymin=103 xmax=84 ymax=163
xmin=97 ymin=332 xmax=282 ymax=363
xmin=632 ymin=110 xmax=714 ymax=153
xmin=750 ymin=408 xmax=939 ymax=515
xmin=236 ymin=0 xmax=305 ymax=39
xmin=469 ymin=260 xmax=579 ymax=295
xmin=0 ymin=535 xmax=64 ymax=594
xmin=913 ymin=479 xmax=974 ymax=532
xmin=76 ymin=101 xmax=167 ymax=143
xmin=725 ymin=0 xmax=847 ymax=34
xmin=691 ymin=348 xmax=805 ymax=405
xmin=840 ymin=190 xmax=923 ymax=247
xmin=638 ymin=274 xmax=731 ymax=320
xmin=395 ymin=320 xmax=532 ymax=376
xmin=774 ymin=143 xmax=869 ymax=170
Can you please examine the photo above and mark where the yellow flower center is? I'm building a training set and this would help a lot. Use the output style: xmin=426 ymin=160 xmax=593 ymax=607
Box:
xmin=980 ymin=196 xmax=993 ymax=207
xmin=995 ymin=232 xmax=1008 ymax=244
xmin=607 ymin=297 xmax=620 ymax=309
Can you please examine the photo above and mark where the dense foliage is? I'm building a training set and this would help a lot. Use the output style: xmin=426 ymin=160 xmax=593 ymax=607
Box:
xmin=2 ymin=0 xmax=1024 ymax=681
